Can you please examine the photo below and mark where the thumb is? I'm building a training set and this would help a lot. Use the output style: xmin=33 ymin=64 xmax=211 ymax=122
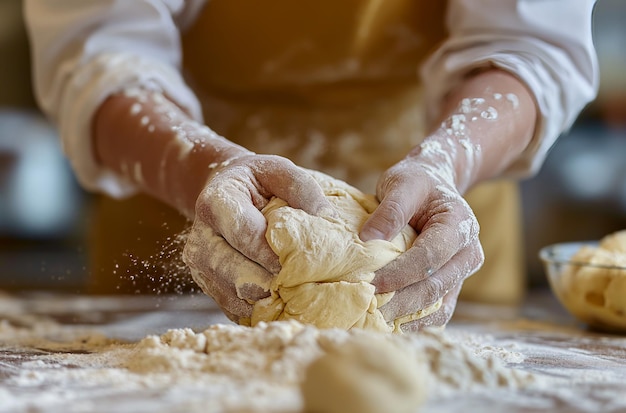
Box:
xmin=360 ymin=196 xmax=411 ymax=242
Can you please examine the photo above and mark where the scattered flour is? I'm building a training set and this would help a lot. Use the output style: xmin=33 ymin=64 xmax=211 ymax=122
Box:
xmin=2 ymin=293 xmax=626 ymax=413
xmin=0 ymin=307 xmax=532 ymax=413
xmin=123 ymin=320 xmax=531 ymax=396
xmin=0 ymin=308 xmax=531 ymax=412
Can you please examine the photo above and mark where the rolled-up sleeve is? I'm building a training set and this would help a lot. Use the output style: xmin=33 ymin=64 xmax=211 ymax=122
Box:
xmin=23 ymin=0 xmax=204 ymax=197
xmin=421 ymin=0 xmax=599 ymax=177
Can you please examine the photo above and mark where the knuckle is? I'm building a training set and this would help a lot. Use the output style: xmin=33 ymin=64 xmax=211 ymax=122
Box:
xmin=377 ymin=199 xmax=409 ymax=232
xmin=196 ymin=186 xmax=223 ymax=226
xmin=264 ymin=154 xmax=293 ymax=169
xmin=469 ymin=242 xmax=485 ymax=274
xmin=442 ymin=299 xmax=456 ymax=321
xmin=475 ymin=243 xmax=485 ymax=264
xmin=467 ymin=216 xmax=480 ymax=242
xmin=377 ymin=165 xmax=410 ymax=197
xmin=451 ymin=210 xmax=480 ymax=249
xmin=422 ymin=278 xmax=444 ymax=304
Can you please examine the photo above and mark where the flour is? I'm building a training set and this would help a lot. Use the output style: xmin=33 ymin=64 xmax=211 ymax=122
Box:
xmin=133 ymin=162 xmax=144 ymax=184
xmin=0 ymin=310 xmax=533 ymax=413
xmin=480 ymin=107 xmax=498 ymax=120
xmin=122 ymin=228 xmax=197 ymax=295
xmin=130 ymin=103 xmax=142 ymax=115
xmin=505 ymin=93 xmax=520 ymax=109
xmin=431 ymin=91 xmax=520 ymax=194
xmin=117 ymin=87 xmax=249 ymax=217
xmin=123 ymin=320 xmax=533 ymax=400
xmin=4 ymin=292 xmax=626 ymax=413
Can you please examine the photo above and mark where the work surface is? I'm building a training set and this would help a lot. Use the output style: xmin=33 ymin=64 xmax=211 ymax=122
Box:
xmin=1 ymin=290 xmax=625 ymax=413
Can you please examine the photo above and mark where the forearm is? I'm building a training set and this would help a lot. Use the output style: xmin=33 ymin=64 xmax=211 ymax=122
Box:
xmin=93 ymin=89 xmax=251 ymax=218
xmin=418 ymin=69 xmax=537 ymax=193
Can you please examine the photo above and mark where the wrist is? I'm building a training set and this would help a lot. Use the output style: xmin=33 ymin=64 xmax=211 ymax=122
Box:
xmin=94 ymin=89 xmax=252 ymax=218
xmin=408 ymin=129 xmax=478 ymax=195
xmin=433 ymin=118 xmax=482 ymax=194
xmin=168 ymin=128 xmax=252 ymax=218
xmin=424 ymin=69 xmax=537 ymax=192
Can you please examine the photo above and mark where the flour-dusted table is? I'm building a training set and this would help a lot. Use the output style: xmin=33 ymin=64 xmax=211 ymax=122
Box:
xmin=0 ymin=290 xmax=625 ymax=413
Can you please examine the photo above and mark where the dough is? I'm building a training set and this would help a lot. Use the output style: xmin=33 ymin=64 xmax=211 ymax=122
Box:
xmin=559 ymin=230 xmax=626 ymax=332
xmin=250 ymin=171 xmax=418 ymax=332
xmin=300 ymin=332 xmax=428 ymax=413
xmin=599 ymin=230 xmax=626 ymax=254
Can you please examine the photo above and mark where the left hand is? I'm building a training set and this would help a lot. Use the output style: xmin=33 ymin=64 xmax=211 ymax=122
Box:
xmin=360 ymin=150 xmax=484 ymax=332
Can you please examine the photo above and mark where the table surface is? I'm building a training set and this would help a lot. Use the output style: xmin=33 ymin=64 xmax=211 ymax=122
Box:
xmin=1 ymin=290 xmax=625 ymax=413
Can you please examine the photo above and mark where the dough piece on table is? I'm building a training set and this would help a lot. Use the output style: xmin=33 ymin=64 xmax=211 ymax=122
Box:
xmin=301 ymin=332 xmax=428 ymax=413
xmin=250 ymin=171 xmax=417 ymax=332
xmin=560 ymin=230 xmax=626 ymax=332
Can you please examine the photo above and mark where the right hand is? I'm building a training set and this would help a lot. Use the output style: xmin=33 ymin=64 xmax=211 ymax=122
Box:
xmin=359 ymin=141 xmax=485 ymax=331
xmin=182 ymin=154 xmax=335 ymax=322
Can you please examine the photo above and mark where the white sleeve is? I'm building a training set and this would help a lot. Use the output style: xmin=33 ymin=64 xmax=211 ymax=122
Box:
xmin=420 ymin=0 xmax=599 ymax=178
xmin=23 ymin=0 xmax=205 ymax=197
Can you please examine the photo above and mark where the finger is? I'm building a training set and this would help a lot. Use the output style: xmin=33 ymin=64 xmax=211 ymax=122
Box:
xmin=378 ymin=240 xmax=483 ymax=321
xmin=360 ymin=174 xmax=426 ymax=242
xmin=400 ymin=284 xmax=463 ymax=332
xmin=198 ymin=174 xmax=281 ymax=274
xmin=372 ymin=202 xmax=480 ymax=293
xmin=182 ymin=219 xmax=272 ymax=321
xmin=255 ymin=160 xmax=337 ymax=218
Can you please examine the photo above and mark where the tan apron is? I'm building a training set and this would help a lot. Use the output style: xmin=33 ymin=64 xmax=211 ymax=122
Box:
xmin=91 ymin=0 xmax=525 ymax=304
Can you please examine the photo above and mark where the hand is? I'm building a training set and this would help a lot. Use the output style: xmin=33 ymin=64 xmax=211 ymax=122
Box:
xmin=360 ymin=148 xmax=484 ymax=332
xmin=182 ymin=154 xmax=335 ymax=322
xmin=358 ymin=69 xmax=541 ymax=331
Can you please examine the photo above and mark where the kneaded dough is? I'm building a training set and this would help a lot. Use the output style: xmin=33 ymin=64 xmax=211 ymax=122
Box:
xmin=301 ymin=333 xmax=428 ymax=413
xmin=250 ymin=171 xmax=417 ymax=332
xmin=559 ymin=230 xmax=626 ymax=332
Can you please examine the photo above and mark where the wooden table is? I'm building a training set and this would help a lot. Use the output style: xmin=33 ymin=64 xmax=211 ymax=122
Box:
xmin=1 ymin=290 xmax=625 ymax=413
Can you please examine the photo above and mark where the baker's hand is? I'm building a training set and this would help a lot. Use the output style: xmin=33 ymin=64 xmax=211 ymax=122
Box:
xmin=182 ymin=154 xmax=335 ymax=322
xmin=360 ymin=146 xmax=484 ymax=332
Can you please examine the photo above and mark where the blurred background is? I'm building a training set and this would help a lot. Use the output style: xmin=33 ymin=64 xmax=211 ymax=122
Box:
xmin=0 ymin=0 xmax=625 ymax=293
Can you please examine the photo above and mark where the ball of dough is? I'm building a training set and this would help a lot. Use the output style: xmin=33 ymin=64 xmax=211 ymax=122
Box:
xmin=250 ymin=171 xmax=418 ymax=332
xmin=301 ymin=334 xmax=428 ymax=413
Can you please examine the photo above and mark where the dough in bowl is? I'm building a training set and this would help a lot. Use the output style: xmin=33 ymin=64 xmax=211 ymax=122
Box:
xmin=560 ymin=230 xmax=626 ymax=332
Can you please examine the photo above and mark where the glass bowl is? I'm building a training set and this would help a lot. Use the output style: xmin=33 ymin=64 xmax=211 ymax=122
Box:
xmin=539 ymin=241 xmax=626 ymax=333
